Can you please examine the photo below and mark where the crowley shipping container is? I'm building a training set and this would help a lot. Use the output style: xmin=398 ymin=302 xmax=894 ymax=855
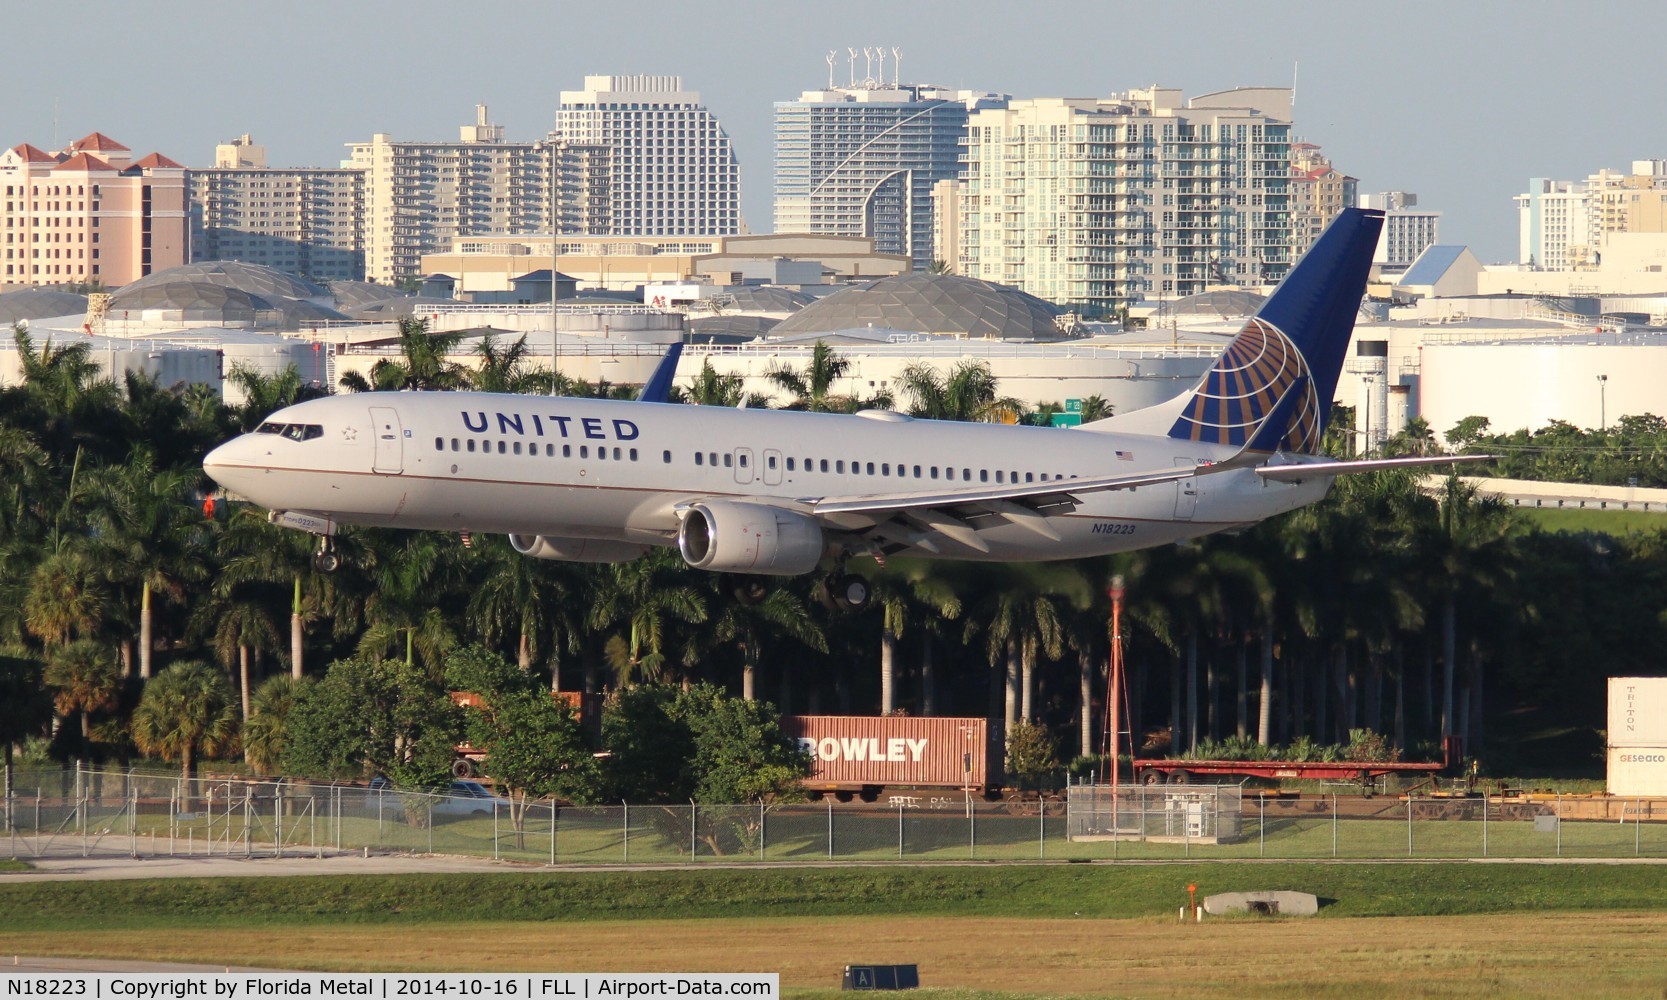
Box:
xmin=782 ymin=715 xmax=1001 ymax=800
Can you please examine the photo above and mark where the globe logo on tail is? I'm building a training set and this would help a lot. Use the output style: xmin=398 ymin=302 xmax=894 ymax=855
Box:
xmin=1168 ymin=317 xmax=1322 ymax=454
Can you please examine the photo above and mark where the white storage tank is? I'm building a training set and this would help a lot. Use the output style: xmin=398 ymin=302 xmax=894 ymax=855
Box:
xmin=1607 ymin=677 xmax=1667 ymax=796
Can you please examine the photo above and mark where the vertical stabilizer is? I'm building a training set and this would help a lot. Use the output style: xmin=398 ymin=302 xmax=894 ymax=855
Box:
xmin=1167 ymin=208 xmax=1383 ymax=453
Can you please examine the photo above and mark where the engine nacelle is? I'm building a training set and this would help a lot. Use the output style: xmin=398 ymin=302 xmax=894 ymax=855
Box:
xmin=508 ymin=534 xmax=648 ymax=564
xmin=677 ymin=501 xmax=826 ymax=576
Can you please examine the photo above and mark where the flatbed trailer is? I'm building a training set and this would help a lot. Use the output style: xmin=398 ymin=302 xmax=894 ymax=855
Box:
xmin=1134 ymin=736 xmax=1463 ymax=792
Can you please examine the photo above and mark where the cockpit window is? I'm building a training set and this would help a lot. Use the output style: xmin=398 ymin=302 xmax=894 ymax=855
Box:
xmin=256 ymin=422 xmax=323 ymax=441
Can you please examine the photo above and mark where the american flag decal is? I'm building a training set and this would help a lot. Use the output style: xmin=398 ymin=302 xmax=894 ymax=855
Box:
xmin=1114 ymin=450 xmax=1134 ymax=461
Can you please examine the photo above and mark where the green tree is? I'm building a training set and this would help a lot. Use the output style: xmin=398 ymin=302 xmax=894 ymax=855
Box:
xmin=898 ymin=359 xmax=1022 ymax=422
xmin=471 ymin=334 xmax=557 ymax=395
xmin=226 ymin=363 xmax=328 ymax=432
xmin=590 ymin=550 xmax=708 ymax=687
xmin=337 ymin=318 xmax=470 ymax=392
xmin=680 ymin=359 xmax=749 ymax=407
xmin=243 ymin=675 xmax=308 ymax=776
xmin=0 ymin=653 xmax=52 ymax=788
xmin=282 ymin=657 xmax=462 ymax=791
xmin=446 ymin=645 xmax=596 ymax=841
xmin=765 ymin=340 xmax=854 ymax=412
xmin=1005 ymin=719 xmax=1061 ymax=791
xmin=130 ymin=660 xmax=238 ymax=798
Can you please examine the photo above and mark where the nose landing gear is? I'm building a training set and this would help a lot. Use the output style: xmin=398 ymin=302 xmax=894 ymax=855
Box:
xmin=817 ymin=572 xmax=871 ymax=613
xmin=312 ymin=536 xmax=340 ymax=574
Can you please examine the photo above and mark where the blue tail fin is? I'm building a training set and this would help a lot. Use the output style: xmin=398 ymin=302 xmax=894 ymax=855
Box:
xmin=1167 ymin=208 xmax=1383 ymax=453
xmin=636 ymin=342 xmax=684 ymax=403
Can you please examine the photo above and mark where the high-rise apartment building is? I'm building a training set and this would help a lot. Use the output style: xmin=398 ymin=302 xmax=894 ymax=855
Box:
xmin=189 ymin=135 xmax=366 ymax=281
xmin=774 ymin=82 xmax=1006 ymax=268
xmin=555 ymin=76 xmax=741 ymax=237
xmin=1517 ymin=162 xmax=1667 ymax=270
xmin=1 ymin=132 xmax=187 ymax=288
xmin=956 ymin=87 xmax=1292 ymax=317
xmin=1289 ymin=143 xmax=1356 ymax=257
xmin=1358 ymin=191 xmax=1440 ymax=268
xmin=348 ymin=106 xmax=563 ymax=285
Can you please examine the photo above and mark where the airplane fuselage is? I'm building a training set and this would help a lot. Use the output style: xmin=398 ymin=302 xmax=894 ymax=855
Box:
xmin=205 ymin=391 xmax=1330 ymax=565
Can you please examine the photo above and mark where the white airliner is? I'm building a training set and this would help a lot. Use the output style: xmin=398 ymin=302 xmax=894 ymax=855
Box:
xmin=204 ymin=208 xmax=1475 ymax=610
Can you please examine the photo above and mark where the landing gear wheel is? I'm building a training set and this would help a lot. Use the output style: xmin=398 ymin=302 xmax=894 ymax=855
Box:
xmin=312 ymin=536 xmax=340 ymax=574
xmin=829 ymin=573 xmax=870 ymax=612
xmin=727 ymin=575 xmax=769 ymax=606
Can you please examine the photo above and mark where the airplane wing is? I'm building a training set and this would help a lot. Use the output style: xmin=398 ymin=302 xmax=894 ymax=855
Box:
xmin=1255 ymin=454 xmax=1491 ymax=482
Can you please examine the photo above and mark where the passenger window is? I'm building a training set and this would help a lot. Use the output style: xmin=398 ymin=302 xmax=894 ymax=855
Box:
xmin=836 ymin=461 xmax=845 ymax=474
xmin=513 ymin=442 xmax=522 ymax=455
xmin=723 ymin=453 xmax=733 ymax=468
xmin=787 ymin=458 xmax=796 ymax=471
xmin=497 ymin=441 xmax=506 ymax=455
xmin=767 ymin=455 xmax=777 ymax=470
xmin=912 ymin=465 xmax=921 ymax=477
xmin=664 ymin=450 xmax=672 ymax=463
xmin=467 ymin=440 xmax=476 ymax=453
xmin=996 ymin=470 xmax=1004 ymax=483
xmin=630 ymin=448 xmax=638 ymax=461
xmin=980 ymin=470 xmax=989 ymax=483
xmin=597 ymin=448 xmax=606 ymax=461
xmin=614 ymin=447 xmax=622 ymax=460
xmin=881 ymin=463 xmax=890 ymax=475
xmin=930 ymin=467 xmax=939 ymax=480
xmin=696 ymin=452 xmax=704 ymax=466
xmin=866 ymin=462 xmax=875 ymax=475
xmin=710 ymin=452 xmax=718 ymax=466
xmin=1026 ymin=472 xmax=1034 ymax=483
xmin=563 ymin=444 xmax=572 ymax=458
xmin=546 ymin=444 xmax=554 ymax=456
xmin=820 ymin=460 xmax=829 ymax=473
xmin=738 ymin=453 xmax=748 ymax=467
xmin=434 ymin=437 xmax=443 ymax=450
xmin=580 ymin=445 xmax=589 ymax=459
xmin=963 ymin=469 xmax=971 ymax=481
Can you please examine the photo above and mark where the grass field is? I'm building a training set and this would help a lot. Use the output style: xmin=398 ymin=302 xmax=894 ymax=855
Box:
xmin=4 ymin=866 xmax=1667 ymax=997
xmin=1517 ymin=505 xmax=1667 ymax=535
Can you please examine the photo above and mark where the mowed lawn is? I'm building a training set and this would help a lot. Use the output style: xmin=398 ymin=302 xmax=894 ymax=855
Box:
xmin=5 ymin=865 xmax=1667 ymax=998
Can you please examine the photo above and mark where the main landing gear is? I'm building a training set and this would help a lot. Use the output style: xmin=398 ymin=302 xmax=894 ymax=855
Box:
xmin=312 ymin=536 xmax=340 ymax=574
xmin=818 ymin=571 xmax=871 ymax=613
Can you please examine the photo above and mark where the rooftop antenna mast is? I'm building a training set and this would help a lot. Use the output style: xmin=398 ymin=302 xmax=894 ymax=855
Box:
xmin=826 ymin=51 xmax=836 ymax=90
xmin=863 ymin=47 xmax=876 ymax=86
xmin=847 ymin=48 xmax=857 ymax=88
xmin=1291 ymin=60 xmax=1299 ymax=116
xmin=875 ymin=46 xmax=886 ymax=87
xmin=891 ymin=47 xmax=902 ymax=87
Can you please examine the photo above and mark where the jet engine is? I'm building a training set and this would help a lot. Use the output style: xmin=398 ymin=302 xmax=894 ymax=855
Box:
xmin=677 ymin=501 xmax=826 ymax=576
xmin=507 ymin=534 xmax=649 ymax=564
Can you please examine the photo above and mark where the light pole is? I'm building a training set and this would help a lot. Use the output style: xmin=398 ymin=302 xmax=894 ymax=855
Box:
xmin=1597 ymin=374 xmax=1609 ymax=431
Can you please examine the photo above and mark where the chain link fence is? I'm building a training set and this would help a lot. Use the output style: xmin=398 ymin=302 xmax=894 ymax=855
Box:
xmin=5 ymin=765 xmax=1666 ymax=863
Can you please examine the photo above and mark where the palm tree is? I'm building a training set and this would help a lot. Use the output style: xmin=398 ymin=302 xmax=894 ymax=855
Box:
xmin=871 ymin=567 xmax=962 ymax=715
xmin=23 ymin=547 xmax=108 ymax=649
xmin=84 ymin=452 xmax=211 ymax=679
xmin=590 ymin=550 xmax=708 ymax=687
xmin=226 ymin=363 xmax=329 ymax=432
xmin=466 ymin=535 xmax=586 ymax=685
xmin=131 ymin=660 xmax=239 ymax=804
xmin=1078 ymin=395 xmax=1114 ymax=424
xmin=765 ymin=340 xmax=854 ymax=412
xmin=1424 ymin=474 xmax=1518 ymax=741
xmin=43 ymin=639 xmax=122 ymax=752
xmin=243 ymin=675 xmax=307 ymax=775
xmin=472 ymin=333 xmax=558 ymax=394
xmin=706 ymin=577 xmax=826 ymax=701
xmin=897 ymin=359 xmax=1023 ymax=422
xmin=354 ymin=531 xmax=467 ymax=673
xmin=682 ymin=359 xmax=749 ymax=407
xmin=338 ymin=317 xmax=470 ymax=392
xmin=216 ymin=507 xmax=324 ymax=679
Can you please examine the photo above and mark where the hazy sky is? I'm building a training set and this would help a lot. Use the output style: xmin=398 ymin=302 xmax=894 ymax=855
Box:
xmin=11 ymin=0 xmax=1664 ymax=264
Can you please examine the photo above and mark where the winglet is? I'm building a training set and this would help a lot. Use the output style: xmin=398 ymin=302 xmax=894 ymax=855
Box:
xmin=636 ymin=342 xmax=684 ymax=403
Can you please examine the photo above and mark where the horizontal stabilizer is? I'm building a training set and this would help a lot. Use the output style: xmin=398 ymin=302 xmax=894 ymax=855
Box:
xmin=1256 ymin=454 xmax=1492 ymax=482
